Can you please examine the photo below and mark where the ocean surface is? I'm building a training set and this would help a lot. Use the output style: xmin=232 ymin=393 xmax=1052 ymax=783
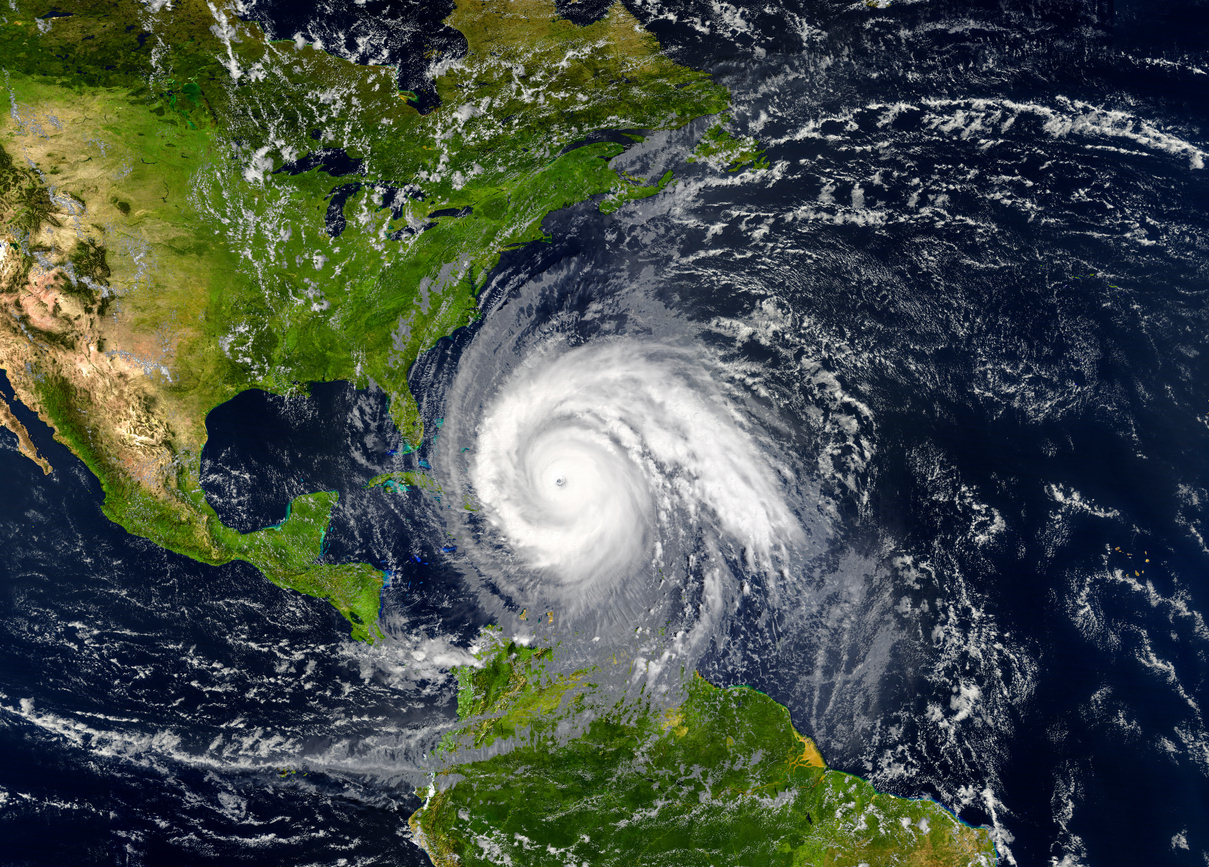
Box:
xmin=3 ymin=0 xmax=1209 ymax=864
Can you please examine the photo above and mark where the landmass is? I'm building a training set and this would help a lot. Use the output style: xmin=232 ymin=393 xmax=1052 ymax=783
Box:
xmin=0 ymin=0 xmax=743 ymax=638
xmin=410 ymin=633 xmax=998 ymax=867
xmin=688 ymin=117 xmax=769 ymax=171
xmin=0 ymin=390 xmax=51 ymax=473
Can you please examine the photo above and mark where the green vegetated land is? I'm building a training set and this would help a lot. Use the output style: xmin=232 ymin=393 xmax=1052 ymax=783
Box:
xmin=411 ymin=634 xmax=999 ymax=867
xmin=688 ymin=117 xmax=770 ymax=171
xmin=0 ymin=0 xmax=753 ymax=638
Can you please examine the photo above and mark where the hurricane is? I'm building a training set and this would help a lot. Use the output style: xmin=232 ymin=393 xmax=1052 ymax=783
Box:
xmin=430 ymin=333 xmax=820 ymax=647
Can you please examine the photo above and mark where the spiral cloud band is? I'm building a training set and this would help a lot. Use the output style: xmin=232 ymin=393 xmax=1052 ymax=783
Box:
xmin=467 ymin=342 xmax=804 ymax=610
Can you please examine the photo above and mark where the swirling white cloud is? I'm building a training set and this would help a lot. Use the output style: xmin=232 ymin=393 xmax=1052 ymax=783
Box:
xmin=466 ymin=341 xmax=805 ymax=611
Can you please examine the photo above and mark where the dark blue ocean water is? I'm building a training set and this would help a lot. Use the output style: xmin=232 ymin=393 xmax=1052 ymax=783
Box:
xmin=3 ymin=0 xmax=1209 ymax=864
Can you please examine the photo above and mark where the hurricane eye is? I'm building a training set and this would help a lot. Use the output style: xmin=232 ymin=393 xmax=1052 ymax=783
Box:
xmin=555 ymin=476 xmax=567 ymax=487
